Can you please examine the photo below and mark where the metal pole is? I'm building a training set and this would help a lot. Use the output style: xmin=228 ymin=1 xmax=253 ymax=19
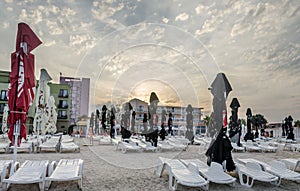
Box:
xmin=13 ymin=119 xmax=20 ymax=164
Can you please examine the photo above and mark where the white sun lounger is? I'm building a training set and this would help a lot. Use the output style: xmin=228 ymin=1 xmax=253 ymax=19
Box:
xmin=238 ymin=158 xmax=300 ymax=184
xmin=132 ymin=139 xmax=157 ymax=152
xmin=37 ymin=137 xmax=60 ymax=152
xmin=264 ymin=160 xmax=300 ymax=184
xmin=0 ymin=142 xmax=9 ymax=153
xmin=281 ymin=158 xmax=300 ymax=171
xmin=243 ymin=140 xmax=262 ymax=152
xmin=156 ymin=157 xmax=209 ymax=191
xmin=59 ymin=142 xmax=80 ymax=153
xmin=181 ymin=159 xmax=236 ymax=186
xmin=61 ymin=135 xmax=74 ymax=143
xmin=258 ymin=142 xmax=277 ymax=152
xmin=167 ymin=140 xmax=188 ymax=151
xmin=235 ymin=161 xmax=279 ymax=188
xmin=8 ymin=142 xmax=34 ymax=153
xmin=231 ymin=142 xmax=245 ymax=152
xmin=2 ymin=160 xmax=49 ymax=191
xmin=0 ymin=160 xmax=13 ymax=183
xmin=119 ymin=141 xmax=142 ymax=153
xmin=157 ymin=141 xmax=174 ymax=152
xmin=45 ymin=159 xmax=83 ymax=190
xmin=99 ymin=136 xmax=112 ymax=144
xmin=290 ymin=144 xmax=300 ymax=152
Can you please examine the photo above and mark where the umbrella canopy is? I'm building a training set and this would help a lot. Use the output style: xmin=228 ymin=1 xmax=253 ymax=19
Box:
xmin=207 ymin=73 xmax=232 ymax=138
xmin=1 ymin=105 xmax=9 ymax=133
xmin=45 ymin=96 xmax=57 ymax=133
xmin=205 ymin=73 xmax=235 ymax=171
xmin=33 ymin=69 xmax=52 ymax=135
xmin=244 ymin=108 xmax=254 ymax=141
xmin=8 ymin=23 xmax=42 ymax=146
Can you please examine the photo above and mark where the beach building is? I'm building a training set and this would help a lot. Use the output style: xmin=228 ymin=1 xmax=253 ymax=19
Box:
xmin=0 ymin=71 xmax=12 ymax=132
xmin=129 ymin=98 xmax=205 ymax=134
xmin=59 ymin=75 xmax=90 ymax=126
xmin=0 ymin=70 xmax=90 ymax=134
xmin=48 ymin=82 xmax=71 ymax=132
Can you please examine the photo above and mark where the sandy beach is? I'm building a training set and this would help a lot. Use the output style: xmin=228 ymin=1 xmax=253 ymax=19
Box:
xmin=1 ymin=137 xmax=300 ymax=191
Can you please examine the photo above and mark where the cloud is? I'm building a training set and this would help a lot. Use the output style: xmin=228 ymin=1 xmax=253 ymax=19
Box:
xmin=175 ymin=12 xmax=189 ymax=21
xmin=44 ymin=39 xmax=56 ymax=47
xmin=1 ymin=21 xmax=10 ymax=29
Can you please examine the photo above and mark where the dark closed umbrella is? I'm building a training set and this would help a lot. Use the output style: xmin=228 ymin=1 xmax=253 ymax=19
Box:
xmin=205 ymin=73 xmax=235 ymax=171
xmin=207 ymin=73 xmax=232 ymax=138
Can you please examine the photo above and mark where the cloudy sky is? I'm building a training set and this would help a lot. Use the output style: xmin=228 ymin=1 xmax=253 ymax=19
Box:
xmin=0 ymin=0 xmax=299 ymax=122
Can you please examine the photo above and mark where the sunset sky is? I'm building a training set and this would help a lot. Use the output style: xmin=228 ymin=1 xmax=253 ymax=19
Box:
xmin=0 ymin=0 xmax=299 ymax=122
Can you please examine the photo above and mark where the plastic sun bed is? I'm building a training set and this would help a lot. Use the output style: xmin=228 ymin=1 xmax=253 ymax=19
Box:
xmin=157 ymin=141 xmax=175 ymax=152
xmin=2 ymin=160 xmax=49 ymax=191
xmin=132 ymin=139 xmax=157 ymax=152
xmin=237 ymin=158 xmax=300 ymax=184
xmin=166 ymin=139 xmax=188 ymax=151
xmin=119 ymin=141 xmax=142 ymax=154
xmin=231 ymin=142 xmax=245 ymax=152
xmin=235 ymin=161 xmax=279 ymax=188
xmin=181 ymin=159 xmax=236 ymax=186
xmin=46 ymin=159 xmax=83 ymax=190
xmin=156 ymin=157 xmax=209 ymax=191
xmin=257 ymin=142 xmax=277 ymax=152
xmin=37 ymin=137 xmax=60 ymax=152
xmin=8 ymin=142 xmax=34 ymax=153
xmin=243 ymin=140 xmax=262 ymax=152
xmin=0 ymin=142 xmax=9 ymax=153
xmin=0 ymin=160 xmax=13 ymax=183
xmin=59 ymin=142 xmax=80 ymax=153
xmin=281 ymin=158 xmax=300 ymax=171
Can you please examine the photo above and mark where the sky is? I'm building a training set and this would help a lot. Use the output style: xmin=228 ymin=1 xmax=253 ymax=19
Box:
xmin=0 ymin=0 xmax=299 ymax=123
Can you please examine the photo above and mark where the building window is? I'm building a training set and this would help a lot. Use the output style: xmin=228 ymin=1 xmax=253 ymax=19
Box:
xmin=0 ymin=103 xmax=5 ymax=114
xmin=138 ymin=105 xmax=144 ymax=112
xmin=58 ymin=110 xmax=67 ymax=119
xmin=58 ymin=100 xmax=68 ymax=108
xmin=58 ymin=89 xmax=68 ymax=98
xmin=0 ymin=90 xmax=8 ymax=101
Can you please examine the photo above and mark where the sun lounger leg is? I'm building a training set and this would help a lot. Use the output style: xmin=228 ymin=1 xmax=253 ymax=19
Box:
xmin=238 ymin=172 xmax=254 ymax=188
xmin=168 ymin=173 xmax=177 ymax=191
xmin=121 ymin=146 xmax=126 ymax=153
xmin=201 ymin=183 xmax=209 ymax=191
xmin=39 ymin=181 xmax=45 ymax=191
xmin=155 ymin=163 xmax=165 ymax=177
xmin=2 ymin=182 xmax=8 ymax=191
xmin=271 ymin=178 xmax=281 ymax=187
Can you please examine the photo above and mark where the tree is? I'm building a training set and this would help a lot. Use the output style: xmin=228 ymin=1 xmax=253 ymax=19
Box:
xmin=203 ymin=115 xmax=211 ymax=127
xmin=252 ymin=114 xmax=268 ymax=129
xmin=239 ymin=118 xmax=246 ymax=126
xmin=252 ymin=114 xmax=268 ymax=138
xmin=294 ymin=120 xmax=300 ymax=127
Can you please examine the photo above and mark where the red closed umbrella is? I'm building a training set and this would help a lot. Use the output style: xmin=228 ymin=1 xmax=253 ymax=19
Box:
xmin=7 ymin=23 xmax=41 ymax=161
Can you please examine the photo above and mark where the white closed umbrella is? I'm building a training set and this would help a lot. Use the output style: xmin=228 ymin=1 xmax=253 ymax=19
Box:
xmin=1 ymin=105 xmax=9 ymax=133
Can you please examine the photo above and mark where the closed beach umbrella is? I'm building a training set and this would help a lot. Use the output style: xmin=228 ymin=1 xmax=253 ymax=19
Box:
xmin=207 ymin=73 xmax=232 ymax=138
xmin=7 ymin=23 xmax=41 ymax=164
xmin=205 ymin=73 xmax=235 ymax=171
xmin=33 ymin=68 xmax=52 ymax=135
xmin=2 ymin=105 xmax=9 ymax=133
xmin=45 ymin=96 xmax=57 ymax=133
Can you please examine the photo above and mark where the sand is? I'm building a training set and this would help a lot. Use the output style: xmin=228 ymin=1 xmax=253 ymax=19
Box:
xmin=1 ymin=137 xmax=300 ymax=191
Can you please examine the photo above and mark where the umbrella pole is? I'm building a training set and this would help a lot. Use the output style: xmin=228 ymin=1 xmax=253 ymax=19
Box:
xmin=37 ymin=122 xmax=40 ymax=146
xmin=13 ymin=119 xmax=20 ymax=165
